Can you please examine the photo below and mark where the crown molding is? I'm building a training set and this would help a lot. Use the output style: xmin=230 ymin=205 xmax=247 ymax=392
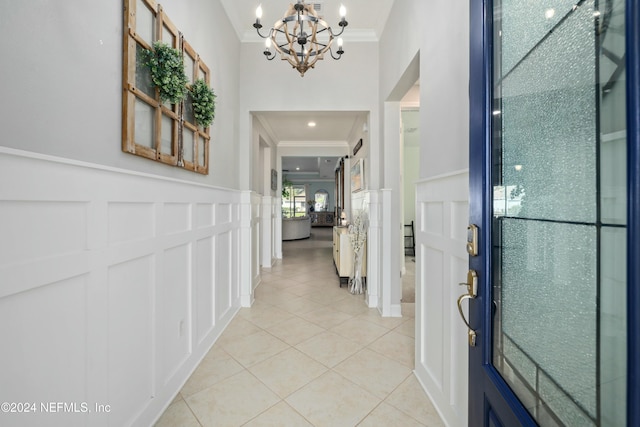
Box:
xmin=277 ymin=141 xmax=349 ymax=148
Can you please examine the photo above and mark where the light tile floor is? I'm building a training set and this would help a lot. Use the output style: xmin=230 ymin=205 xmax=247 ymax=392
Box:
xmin=155 ymin=228 xmax=444 ymax=426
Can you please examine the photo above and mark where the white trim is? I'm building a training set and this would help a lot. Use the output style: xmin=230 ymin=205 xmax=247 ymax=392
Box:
xmin=415 ymin=168 xmax=470 ymax=185
xmin=390 ymin=303 xmax=402 ymax=317
xmin=0 ymin=146 xmax=235 ymax=193
xmin=278 ymin=141 xmax=350 ymax=148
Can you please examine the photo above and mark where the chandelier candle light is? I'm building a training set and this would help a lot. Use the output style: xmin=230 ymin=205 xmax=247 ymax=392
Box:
xmin=253 ymin=1 xmax=348 ymax=77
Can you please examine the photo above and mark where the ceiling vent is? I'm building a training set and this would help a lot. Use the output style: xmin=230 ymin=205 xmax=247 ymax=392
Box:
xmin=313 ymin=2 xmax=323 ymax=16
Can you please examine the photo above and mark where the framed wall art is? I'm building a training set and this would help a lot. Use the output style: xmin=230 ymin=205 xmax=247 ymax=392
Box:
xmin=351 ymin=158 xmax=364 ymax=193
xmin=122 ymin=0 xmax=212 ymax=174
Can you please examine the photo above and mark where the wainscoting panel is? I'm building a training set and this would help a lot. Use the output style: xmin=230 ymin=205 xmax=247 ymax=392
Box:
xmin=0 ymin=148 xmax=242 ymax=427
xmin=196 ymin=203 xmax=215 ymax=228
xmin=162 ymin=203 xmax=192 ymax=235
xmin=107 ymin=255 xmax=155 ymax=427
xmin=217 ymin=203 xmax=232 ymax=225
xmin=422 ymin=245 xmax=444 ymax=387
xmin=261 ymin=196 xmax=276 ymax=268
xmin=0 ymin=274 xmax=88 ymax=427
xmin=0 ymin=200 xmax=88 ymax=267
xmin=159 ymin=244 xmax=192 ymax=386
xmin=423 ymin=201 xmax=444 ymax=236
xmin=450 ymin=253 xmax=470 ymax=408
xmin=415 ymin=169 xmax=469 ymax=427
xmin=195 ymin=236 xmax=215 ymax=344
xmin=108 ymin=202 xmax=155 ymax=245
xmin=216 ymin=231 xmax=233 ymax=318
xmin=239 ymin=191 xmax=262 ymax=307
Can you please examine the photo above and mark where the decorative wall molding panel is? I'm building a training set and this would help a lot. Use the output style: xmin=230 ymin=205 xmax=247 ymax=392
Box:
xmin=0 ymin=148 xmax=242 ymax=426
xmin=261 ymin=196 xmax=276 ymax=268
xmin=239 ymin=191 xmax=262 ymax=307
xmin=414 ymin=169 xmax=469 ymax=427
xmin=365 ymin=190 xmax=380 ymax=309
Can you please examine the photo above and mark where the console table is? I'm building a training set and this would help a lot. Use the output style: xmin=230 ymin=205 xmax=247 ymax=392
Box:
xmin=310 ymin=211 xmax=335 ymax=227
xmin=333 ymin=226 xmax=366 ymax=287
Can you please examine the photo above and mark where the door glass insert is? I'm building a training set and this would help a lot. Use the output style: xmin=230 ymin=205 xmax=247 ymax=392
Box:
xmin=491 ymin=0 xmax=627 ymax=425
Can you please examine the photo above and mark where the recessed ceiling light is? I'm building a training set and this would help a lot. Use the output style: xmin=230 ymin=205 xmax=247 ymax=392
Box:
xmin=296 ymin=167 xmax=300 ymax=170
xmin=308 ymin=121 xmax=316 ymax=127
xmin=545 ymin=8 xmax=555 ymax=19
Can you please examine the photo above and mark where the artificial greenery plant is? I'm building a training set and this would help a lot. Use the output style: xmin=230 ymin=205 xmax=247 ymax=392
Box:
xmin=282 ymin=177 xmax=293 ymax=199
xmin=190 ymin=79 xmax=216 ymax=128
xmin=142 ymin=41 xmax=189 ymax=105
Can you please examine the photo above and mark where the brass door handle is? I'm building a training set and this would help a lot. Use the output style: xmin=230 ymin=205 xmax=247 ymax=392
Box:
xmin=457 ymin=294 xmax=474 ymax=330
xmin=457 ymin=270 xmax=478 ymax=346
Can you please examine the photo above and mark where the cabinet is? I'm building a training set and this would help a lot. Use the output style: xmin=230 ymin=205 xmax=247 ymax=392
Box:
xmin=333 ymin=226 xmax=366 ymax=287
xmin=310 ymin=211 xmax=335 ymax=227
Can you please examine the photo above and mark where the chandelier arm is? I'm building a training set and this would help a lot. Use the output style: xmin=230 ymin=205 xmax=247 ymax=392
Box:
xmin=255 ymin=27 xmax=271 ymax=38
xmin=328 ymin=25 xmax=346 ymax=37
xmin=329 ymin=46 xmax=343 ymax=60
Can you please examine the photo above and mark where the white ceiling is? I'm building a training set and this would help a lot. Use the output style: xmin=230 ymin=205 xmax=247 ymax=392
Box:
xmin=282 ymin=156 xmax=340 ymax=179
xmin=266 ymin=111 xmax=366 ymax=181
xmin=219 ymin=0 xmax=395 ymax=43
xmin=255 ymin=110 xmax=367 ymax=143
xmin=220 ymin=1 xmax=399 ymax=175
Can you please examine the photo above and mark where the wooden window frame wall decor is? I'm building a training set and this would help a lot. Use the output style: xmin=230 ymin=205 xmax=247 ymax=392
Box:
xmin=123 ymin=0 xmax=211 ymax=174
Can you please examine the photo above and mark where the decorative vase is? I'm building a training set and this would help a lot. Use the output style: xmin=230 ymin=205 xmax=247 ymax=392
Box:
xmin=349 ymin=247 xmax=364 ymax=294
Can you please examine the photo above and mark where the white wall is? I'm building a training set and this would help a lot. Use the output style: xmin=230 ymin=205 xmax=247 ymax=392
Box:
xmin=0 ymin=0 xmax=241 ymax=189
xmin=238 ymin=41 xmax=380 ymax=192
xmin=403 ymin=145 xmax=420 ymax=225
xmin=419 ymin=1 xmax=470 ymax=179
xmin=379 ymin=0 xmax=470 ymax=426
xmin=402 ymin=109 xmax=420 ymax=226
xmin=0 ymin=1 xmax=245 ymax=425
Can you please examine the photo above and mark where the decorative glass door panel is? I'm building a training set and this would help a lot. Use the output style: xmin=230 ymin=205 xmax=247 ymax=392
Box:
xmin=490 ymin=0 xmax=627 ymax=425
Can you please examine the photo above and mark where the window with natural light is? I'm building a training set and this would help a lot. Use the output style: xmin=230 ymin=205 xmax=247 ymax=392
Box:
xmin=282 ymin=185 xmax=307 ymax=218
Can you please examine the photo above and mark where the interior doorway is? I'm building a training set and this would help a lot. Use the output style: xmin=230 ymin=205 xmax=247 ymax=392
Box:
xmin=401 ymin=106 xmax=419 ymax=304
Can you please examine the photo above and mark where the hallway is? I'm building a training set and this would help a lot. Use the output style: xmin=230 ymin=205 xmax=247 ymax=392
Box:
xmin=155 ymin=228 xmax=444 ymax=426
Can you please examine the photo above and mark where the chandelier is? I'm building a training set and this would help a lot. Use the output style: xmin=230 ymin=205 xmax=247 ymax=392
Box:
xmin=253 ymin=1 xmax=348 ymax=77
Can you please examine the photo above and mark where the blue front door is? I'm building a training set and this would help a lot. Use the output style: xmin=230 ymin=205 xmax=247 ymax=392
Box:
xmin=467 ymin=0 xmax=640 ymax=425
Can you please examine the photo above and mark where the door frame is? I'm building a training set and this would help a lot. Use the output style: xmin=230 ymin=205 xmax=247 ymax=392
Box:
xmin=627 ymin=0 xmax=640 ymax=425
xmin=468 ymin=0 xmax=640 ymax=425
xmin=468 ymin=0 xmax=535 ymax=423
